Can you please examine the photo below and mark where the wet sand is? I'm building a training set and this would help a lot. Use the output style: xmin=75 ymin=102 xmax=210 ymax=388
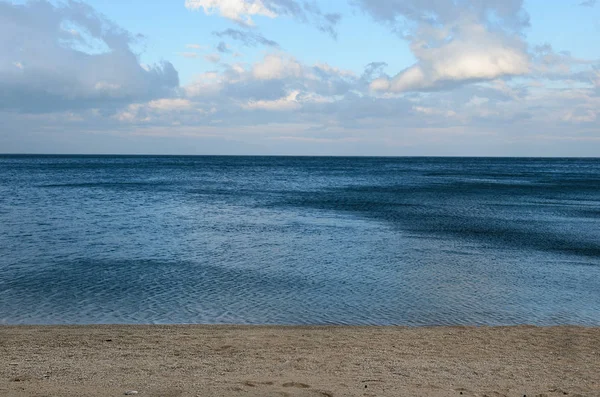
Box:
xmin=1 ymin=325 xmax=598 ymax=397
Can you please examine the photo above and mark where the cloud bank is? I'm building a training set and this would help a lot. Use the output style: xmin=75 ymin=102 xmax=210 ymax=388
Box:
xmin=1 ymin=0 xmax=599 ymax=155
xmin=0 ymin=0 xmax=178 ymax=112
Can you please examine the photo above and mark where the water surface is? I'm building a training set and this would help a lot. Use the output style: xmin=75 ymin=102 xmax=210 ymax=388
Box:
xmin=1 ymin=156 xmax=599 ymax=325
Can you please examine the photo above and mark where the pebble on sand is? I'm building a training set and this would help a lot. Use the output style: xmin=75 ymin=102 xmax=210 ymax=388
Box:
xmin=124 ymin=391 xmax=138 ymax=395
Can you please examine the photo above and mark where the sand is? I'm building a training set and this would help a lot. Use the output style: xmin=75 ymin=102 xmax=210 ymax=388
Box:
xmin=1 ymin=325 xmax=599 ymax=397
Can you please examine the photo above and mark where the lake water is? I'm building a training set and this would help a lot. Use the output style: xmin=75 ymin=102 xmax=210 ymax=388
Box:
xmin=1 ymin=155 xmax=599 ymax=325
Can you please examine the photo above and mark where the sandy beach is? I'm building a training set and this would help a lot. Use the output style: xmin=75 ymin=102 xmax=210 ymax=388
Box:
xmin=1 ymin=325 xmax=598 ymax=397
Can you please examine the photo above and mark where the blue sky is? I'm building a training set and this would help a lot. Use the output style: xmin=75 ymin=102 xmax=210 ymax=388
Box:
xmin=1 ymin=0 xmax=599 ymax=155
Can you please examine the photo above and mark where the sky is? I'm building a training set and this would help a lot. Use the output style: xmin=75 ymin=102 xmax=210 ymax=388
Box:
xmin=1 ymin=0 xmax=599 ymax=156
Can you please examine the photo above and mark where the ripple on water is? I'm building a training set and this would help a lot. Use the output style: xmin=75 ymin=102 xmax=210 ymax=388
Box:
xmin=0 ymin=156 xmax=599 ymax=325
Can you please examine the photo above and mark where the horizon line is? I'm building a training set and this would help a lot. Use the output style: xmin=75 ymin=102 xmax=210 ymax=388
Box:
xmin=1 ymin=153 xmax=600 ymax=159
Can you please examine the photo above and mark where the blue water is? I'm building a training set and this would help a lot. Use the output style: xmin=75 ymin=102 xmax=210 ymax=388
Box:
xmin=0 ymin=155 xmax=599 ymax=325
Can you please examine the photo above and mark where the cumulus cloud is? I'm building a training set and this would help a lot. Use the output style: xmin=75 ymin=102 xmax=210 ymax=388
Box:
xmin=358 ymin=0 xmax=531 ymax=92
xmin=252 ymin=54 xmax=303 ymax=80
xmin=114 ymin=98 xmax=207 ymax=123
xmin=181 ymin=52 xmax=355 ymax=105
xmin=371 ymin=22 xmax=530 ymax=92
xmin=177 ymin=51 xmax=360 ymax=130
xmin=243 ymin=90 xmax=300 ymax=111
xmin=240 ymin=89 xmax=337 ymax=112
xmin=0 ymin=0 xmax=178 ymax=112
xmin=184 ymin=71 xmax=231 ymax=97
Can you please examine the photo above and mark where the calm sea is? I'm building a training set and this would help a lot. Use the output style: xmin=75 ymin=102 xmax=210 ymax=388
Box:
xmin=0 ymin=155 xmax=599 ymax=325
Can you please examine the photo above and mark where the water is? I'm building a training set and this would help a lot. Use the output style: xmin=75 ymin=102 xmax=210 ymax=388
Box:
xmin=0 ymin=155 xmax=599 ymax=325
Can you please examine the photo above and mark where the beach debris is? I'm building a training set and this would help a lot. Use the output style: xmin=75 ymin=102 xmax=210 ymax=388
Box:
xmin=124 ymin=391 xmax=138 ymax=395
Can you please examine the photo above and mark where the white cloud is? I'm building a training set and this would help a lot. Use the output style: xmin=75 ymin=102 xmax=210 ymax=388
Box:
xmin=184 ymin=0 xmax=276 ymax=26
xmin=369 ymin=78 xmax=390 ymax=92
xmin=242 ymin=90 xmax=337 ymax=111
xmin=181 ymin=52 xmax=358 ymax=109
xmin=184 ymin=71 xmax=228 ymax=97
xmin=114 ymin=98 xmax=198 ymax=123
xmin=147 ymin=98 xmax=193 ymax=111
xmin=593 ymin=71 xmax=600 ymax=88
xmin=561 ymin=109 xmax=597 ymax=123
xmin=530 ymin=44 xmax=596 ymax=83
xmin=466 ymin=96 xmax=490 ymax=107
xmin=300 ymin=92 xmax=336 ymax=104
xmin=185 ymin=0 xmax=340 ymax=37
xmin=115 ymin=104 xmax=146 ymax=122
xmin=313 ymin=63 xmax=356 ymax=78
xmin=413 ymin=106 xmax=457 ymax=118
xmin=94 ymin=81 xmax=122 ymax=94
xmin=357 ymin=1 xmax=531 ymax=93
xmin=372 ymin=22 xmax=530 ymax=92
xmin=243 ymin=90 xmax=301 ymax=111
xmin=252 ymin=54 xmax=303 ymax=80
xmin=0 ymin=0 xmax=178 ymax=112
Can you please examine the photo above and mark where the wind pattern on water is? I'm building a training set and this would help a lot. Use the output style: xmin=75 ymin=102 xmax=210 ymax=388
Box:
xmin=0 ymin=156 xmax=599 ymax=325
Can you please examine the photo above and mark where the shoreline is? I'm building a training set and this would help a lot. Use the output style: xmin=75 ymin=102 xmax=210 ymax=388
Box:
xmin=2 ymin=325 xmax=599 ymax=396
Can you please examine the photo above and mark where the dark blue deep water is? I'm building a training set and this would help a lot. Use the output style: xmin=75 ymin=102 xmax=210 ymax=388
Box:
xmin=1 ymin=155 xmax=599 ymax=325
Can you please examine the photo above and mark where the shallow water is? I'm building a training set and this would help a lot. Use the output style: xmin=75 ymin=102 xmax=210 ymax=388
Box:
xmin=1 ymin=155 xmax=599 ymax=325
